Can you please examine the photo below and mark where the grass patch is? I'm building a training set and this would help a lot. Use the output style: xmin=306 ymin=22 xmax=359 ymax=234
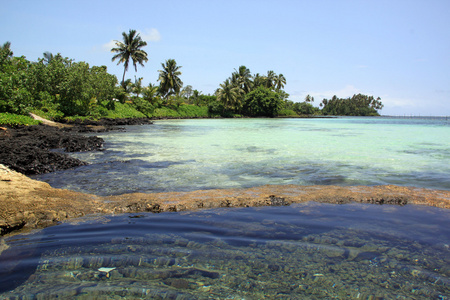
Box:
xmin=151 ymin=105 xmax=209 ymax=118
xmin=104 ymin=102 xmax=147 ymax=118
xmin=0 ymin=113 xmax=42 ymax=126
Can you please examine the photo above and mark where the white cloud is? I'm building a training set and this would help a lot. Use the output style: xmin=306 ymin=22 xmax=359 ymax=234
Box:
xmin=139 ymin=28 xmax=161 ymax=42
xmin=101 ymin=40 xmax=117 ymax=52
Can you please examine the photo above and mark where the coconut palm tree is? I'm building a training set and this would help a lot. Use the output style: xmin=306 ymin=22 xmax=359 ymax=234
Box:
xmin=111 ymin=29 xmax=148 ymax=87
xmin=274 ymin=73 xmax=286 ymax=91
xmin=253 ymin=73 xmax=265 ymax=88
xmin=217 ymin=79 xmax=240 ymax=111
xmin=265 ymin=70 xmax=276 ymax=89
xmin=305 ymin=94 xmax=314 ymax=103
xmin=132 ymin=77 xmax=144 ymax=98
xmin=43 ymin=51 xmax=54 ymax=65
xmin=158 ymin=59 xmax=183 ymax=99
xmin=232 ymin=65 xmax=253 ymax=94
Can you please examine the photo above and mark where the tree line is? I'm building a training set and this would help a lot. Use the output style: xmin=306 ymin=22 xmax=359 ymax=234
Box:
xmin=0 ymin=29 xmax=384 ymax=120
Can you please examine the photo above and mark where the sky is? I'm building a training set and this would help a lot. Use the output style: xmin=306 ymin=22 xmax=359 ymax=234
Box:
xmin=1 ymin=0 xmax=450 ymax=116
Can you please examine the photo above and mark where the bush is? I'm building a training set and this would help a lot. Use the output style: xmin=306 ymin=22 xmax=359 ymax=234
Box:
xmin=277 ymin=109 xmax=298 ymax=117
xmin=243 ymin=86 xmax=283 ymax=117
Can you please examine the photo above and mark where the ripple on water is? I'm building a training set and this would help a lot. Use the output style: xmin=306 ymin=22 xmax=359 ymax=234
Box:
xmin=1 ymin=202 xmax=449 ymax=299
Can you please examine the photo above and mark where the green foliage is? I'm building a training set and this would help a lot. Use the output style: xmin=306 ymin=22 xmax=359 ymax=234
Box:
xmin=0 ymin=113 xmax=41 ymax=126
xmin=151 ymin=104 xmax=208 ymax=118
xmin=293 ymin=102 xmax=319 ymax=115
xmin=321 ymin=94 xmax=383 ymax=116
xmin=130 ymin=97 xmax=155 ymax=117
xmin=217 ymin=66 xmax=289 ymax=117
xmin=0 ymin=50 xmax=118 ymax=118
xmin=103 ymin=102 xmax=147 ymax=119
xmin=207 ymin=101 xmax=235 ymax=117
xmin=277 ymin=109 xmax=298 ymax=117
xmin=243 ymin=86 xmax=284 ymax=117
xmin=0 ymin=56 xmax=34 ymax=114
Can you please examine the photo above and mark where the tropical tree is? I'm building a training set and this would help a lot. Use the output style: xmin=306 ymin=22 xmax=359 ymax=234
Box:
xmin=181 ymin=85 xmax=193 ymax=101
xmin=142 ymin=83 xmax=159 ymax=102
xmin=158 ymin=59 xmax=183 ymax=99
xmin=305 ymin=94 xmax=314 ymax=103
xmin=274 ymin=73 xmax=286 ymax=91
xmin=232 ymin=65 xmax=253 ymax=94
xmin=253 ymin=73 xmax=265 ymax=88
xmin=216 ymin=79 xmax=240 ymax=111
xmin=132 ymin=76 xmax=144 ymax=98
xmin=265 ymin=70 xmax=276 ymax=89
xmin=0 ymin=41 xmax=13 ymax=61
xmin=243 ymin=86 xmax=283 ymax=117
xmin=43 ymin=51 xmax=54 ymax=65
xmin=111 ymin=29 xmax=148 ymax=86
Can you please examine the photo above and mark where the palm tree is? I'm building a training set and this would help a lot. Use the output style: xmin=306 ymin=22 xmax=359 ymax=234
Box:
xmin=232 ymin=65 xmax=253 ymax=94
xmin=43 ymin=51 xmax=54 ymax=65
xmin=265 ymin=70 xmax=276 ymax=89
xmin=142 ymin=83 xmax=159 ymax=103
xmin=111 ymin=29 xmax=148 ymax=87
xmin=132 ymin=77 xmax=144 ymax=98
xmin=217 ymin=79 xmax=240 ymax=111
xmin=305 ymin=94 xmax=314 ymax=103
xmin=274 ymin=73 xmax=286 ymax=91
xmin=253 ymin=73 xmax=265 ymax=88
xmin=158 ymin=59 xmax=183 ymax=99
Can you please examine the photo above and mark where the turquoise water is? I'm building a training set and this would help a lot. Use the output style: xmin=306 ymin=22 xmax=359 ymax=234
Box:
xmin=35 ymin=117 xmax=450 ymax=195
xmin=1 ymin=203 xmax=449 ymax=299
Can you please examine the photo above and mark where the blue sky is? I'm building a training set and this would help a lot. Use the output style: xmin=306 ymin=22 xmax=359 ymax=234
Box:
xmin=2 ymin=0 xmax=449 ymax=116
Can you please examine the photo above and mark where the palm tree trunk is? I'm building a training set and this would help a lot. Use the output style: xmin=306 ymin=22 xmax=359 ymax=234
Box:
xmin=121 ymin=68 xmax=126 ymax=87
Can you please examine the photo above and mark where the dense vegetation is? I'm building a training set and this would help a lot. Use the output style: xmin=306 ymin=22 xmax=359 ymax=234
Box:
xmin=321 ymin=94 xmax=384 ymax=116
xmin=1 ymin=31 xmax=384 ymax=125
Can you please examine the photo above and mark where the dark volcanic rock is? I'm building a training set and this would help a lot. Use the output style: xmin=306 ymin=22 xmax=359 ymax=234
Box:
xmin=0 ymin=125 xmax=103 ymax=175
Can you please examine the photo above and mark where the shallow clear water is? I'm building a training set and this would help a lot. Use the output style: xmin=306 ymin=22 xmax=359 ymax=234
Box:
xmin=1 ymin=203 xmax=449 ymax=299
xmin=34 ymin=117 xmax=450 ymax=196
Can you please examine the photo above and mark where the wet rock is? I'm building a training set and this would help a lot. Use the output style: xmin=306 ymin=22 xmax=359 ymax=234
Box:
xmin=353 ymin=252 xmax=381 ymax=262
xmin=164 ymin=278 xmax=191 ymax=289
xmin=0 ymin=125 xmax=103 ymax=175
xmin=268 ymin=195 xmax=290 ymax=206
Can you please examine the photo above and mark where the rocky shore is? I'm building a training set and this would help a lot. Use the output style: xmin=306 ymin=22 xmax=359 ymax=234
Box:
xmin=0 ymin=118 xmax=153 ymax=175
xmin=0 ymin=121 xmax=449 ymax=236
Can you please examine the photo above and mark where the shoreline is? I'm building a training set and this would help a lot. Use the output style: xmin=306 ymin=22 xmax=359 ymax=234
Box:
xmin=1 ymin=163 xmax=449 ymax=236
xmin=1 ymin=120 xmax=449 ymax=236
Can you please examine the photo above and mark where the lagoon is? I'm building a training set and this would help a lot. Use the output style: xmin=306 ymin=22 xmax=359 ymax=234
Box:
xmin=35 ymin=116 xmax=450 ymax=195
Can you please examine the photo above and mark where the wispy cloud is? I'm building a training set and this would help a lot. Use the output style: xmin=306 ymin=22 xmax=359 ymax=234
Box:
xmin=101 ymin=40 xmax=117 ymax=52
xmin=139 ymin=28 xmax=161 ymax=42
